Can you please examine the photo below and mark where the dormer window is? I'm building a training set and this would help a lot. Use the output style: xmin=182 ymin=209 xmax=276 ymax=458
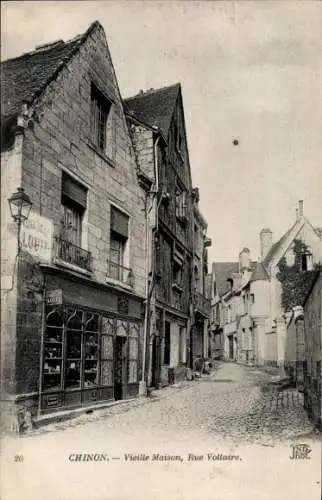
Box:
xmin=301 ymin=252 xmax=313 ymax=271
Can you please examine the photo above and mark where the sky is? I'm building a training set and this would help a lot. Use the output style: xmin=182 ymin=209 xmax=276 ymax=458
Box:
xmin=1 ymin=1 xmax=322 ymax=262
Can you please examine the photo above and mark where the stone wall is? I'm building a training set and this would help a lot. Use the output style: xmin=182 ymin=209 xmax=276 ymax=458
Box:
xmin=304 ymin=273 xmax=322 ymax=428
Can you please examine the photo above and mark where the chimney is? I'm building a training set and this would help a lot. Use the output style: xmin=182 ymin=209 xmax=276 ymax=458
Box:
xmin=260 ymin=229 xmax=273 ymax=261
xmin=298 ymin=200 xmax=304 ymax=218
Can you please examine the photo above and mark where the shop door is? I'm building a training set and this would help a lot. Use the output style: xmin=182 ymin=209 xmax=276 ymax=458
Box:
xmin=151 ymin=336 xmax=160 ymax=387
xmin=114 ymin=336 xmax=127 ymax=400
xmin=228 ymin=335 xmax=234 ymax=359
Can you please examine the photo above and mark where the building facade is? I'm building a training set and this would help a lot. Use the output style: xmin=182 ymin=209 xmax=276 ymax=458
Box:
xmin=1 ymin=22 xmax=148 ymax=430
xmin=125 ymin=84 xmax=211 ymax=386
xmin=191 ymin=195 xmax=212 ymax=368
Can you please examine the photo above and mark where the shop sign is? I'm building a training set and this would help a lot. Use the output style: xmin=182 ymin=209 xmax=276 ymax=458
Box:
xmin=46 ymin=289 xmax=63 ymax=305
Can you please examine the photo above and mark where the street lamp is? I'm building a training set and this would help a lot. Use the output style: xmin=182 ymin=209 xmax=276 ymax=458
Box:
xmin=8 ymin=187 xmax=32 ymax=253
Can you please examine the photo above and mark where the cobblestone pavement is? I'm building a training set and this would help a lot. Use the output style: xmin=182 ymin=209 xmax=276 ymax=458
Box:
xmin=2 ymin=362 xmax=321 ymax=500
xmin=18 ymin=361 xmax=321 ymax=444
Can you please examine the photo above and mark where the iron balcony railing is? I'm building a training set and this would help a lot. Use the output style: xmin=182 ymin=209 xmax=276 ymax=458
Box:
xmin=172 ymin=290 xmax=185 ymax=311
xmin=54 ymin=236 xmax=92 ymax=272
xmin=194 ymin=292 xmax=211 ymax=317
xmin=106 ymin=260 xmax=134 ymax=288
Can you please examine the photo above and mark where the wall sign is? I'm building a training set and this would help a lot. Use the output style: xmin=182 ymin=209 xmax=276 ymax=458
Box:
xmin=20 ymin=210 xmax=53 ymax=261
xmin=46 ymin=289 xmax=63 ymax=305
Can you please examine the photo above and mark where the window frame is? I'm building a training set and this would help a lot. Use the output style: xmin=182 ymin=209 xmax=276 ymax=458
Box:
xmin=90 ymin=82 xmax=112 ymax=152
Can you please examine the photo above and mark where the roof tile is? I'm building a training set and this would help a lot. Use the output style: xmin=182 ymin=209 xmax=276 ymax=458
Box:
xmin=124 ymin=83 xmax=180 ymax=138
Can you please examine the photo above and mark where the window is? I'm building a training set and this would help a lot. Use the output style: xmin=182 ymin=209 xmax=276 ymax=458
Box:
xmin=175 ymin=188 xmax=187 ymax=221
xmin=108 ymin=207 xmax=130 ymax=283
xmin=173 ymin=262 xmax=183 ymax=288
xmin=61 ymin=172 xmax=87 ymax=247
xmin=91 ymin=83 xmax=112 ymax=151
xmin=164 ymin=321 xmax=171 ymax=365
xmin=301 ymin=253 xmax=313 ymax=271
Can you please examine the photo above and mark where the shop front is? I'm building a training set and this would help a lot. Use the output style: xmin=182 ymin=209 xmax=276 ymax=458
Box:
xmin=39 ymin=268 xmax=143 ymax=415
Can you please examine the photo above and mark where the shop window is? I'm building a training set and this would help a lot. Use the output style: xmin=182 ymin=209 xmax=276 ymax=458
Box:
xmin=65 ymin=309 xmax=83 ymax=390
xmin=128 ymin=323 xmax=139 ymax=383
xmin=43 ymin=307 xmax=64 ymax=391
xmin=100 ymin=317 xmax=114 ymax=387
xmin=90 ymin=83 xmax=112 ymax=152
xmin=84 ymin=313 xmax=99 ymax=388
xmin=164 ymin=321 xmax=171 ymax=365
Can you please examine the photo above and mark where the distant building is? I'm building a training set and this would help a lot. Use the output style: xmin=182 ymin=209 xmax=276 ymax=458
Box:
xmin=210 ymin=201 xmax=322 ymax=369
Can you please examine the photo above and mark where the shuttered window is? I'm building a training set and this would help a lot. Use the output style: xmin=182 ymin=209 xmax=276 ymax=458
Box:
xmin=61 ymin=173 xmax=87 ymax=246
xmin=110 ymin=207 xmax=129 ymax=239
xmin=62 ymin=172 xmax=87 ymax=209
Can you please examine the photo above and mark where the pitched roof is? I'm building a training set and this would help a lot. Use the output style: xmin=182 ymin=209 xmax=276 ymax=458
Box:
xmin=213 ymin=262 xmax=239 ymax=297
xmin=1 ymin=21 xmax=100 ymax=129
xmin=263 ymin=221 xmax=298 ymax=267
xmin=124 ymin=83 xmax=181 ymax=138
xmin=251 ymin=262 xmax=269 ymax=282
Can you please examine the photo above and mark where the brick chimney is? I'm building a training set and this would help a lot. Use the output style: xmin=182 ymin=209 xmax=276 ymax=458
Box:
xmin=260 ymin=229 xmax=273 ymax=261
xmin=298 ymin=200 xmax=304 ymax=217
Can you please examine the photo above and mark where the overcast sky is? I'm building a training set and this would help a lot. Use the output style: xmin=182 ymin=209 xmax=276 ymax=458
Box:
xmin=2 ymin=1 xmax=322 ymax=262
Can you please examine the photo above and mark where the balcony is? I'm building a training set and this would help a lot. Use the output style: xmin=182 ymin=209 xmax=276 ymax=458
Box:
xmin=172 ymin=290 xmax=185 ymax=312
xmin=106 ymin=260 xmax=134 ymax=288
xmin=193 ymin=292 xmax=211 ymax=318
xmin=54 ymin=236 xmax=92 ymax=272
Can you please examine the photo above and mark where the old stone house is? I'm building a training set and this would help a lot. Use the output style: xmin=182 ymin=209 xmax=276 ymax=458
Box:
xmin=1 ymin=22 xmax=148 ymax=431
xmin=125 ymin=84 xmax=211 ymax=386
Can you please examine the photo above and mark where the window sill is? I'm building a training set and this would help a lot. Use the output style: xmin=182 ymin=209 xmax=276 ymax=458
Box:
xmin=53 ymin=258 xmax=92 ymax=277
xmin=172 ymin=283 xmax=183 ymax=293
xmin=87 ymin=141 xmax=116 ymax=168
xmin=105 ymin=276 xmax=134 ymax=291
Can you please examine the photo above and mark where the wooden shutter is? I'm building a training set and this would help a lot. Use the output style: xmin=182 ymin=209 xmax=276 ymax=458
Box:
xmin=111 ymin=207 xmax=129 ymax=239
xmin=62 ymin=172 xmax=87 ymax=209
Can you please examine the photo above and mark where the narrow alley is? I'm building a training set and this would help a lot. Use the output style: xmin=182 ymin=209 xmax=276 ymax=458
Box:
xmin=2 ymin=363 xmax=320 ymax=500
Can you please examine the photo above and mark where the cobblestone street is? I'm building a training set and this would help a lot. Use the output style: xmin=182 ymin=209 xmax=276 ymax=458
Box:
xmin=2 ymin=362 xmax=321 ymax=500
xmin=27 ymin=361 xmax=319 ymax=445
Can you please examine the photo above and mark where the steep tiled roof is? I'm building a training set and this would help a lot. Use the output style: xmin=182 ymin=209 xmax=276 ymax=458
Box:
xmin=263 ymin=221 xmax=298 ymax=267
xmin=213 ymin=262 xmax=239 ymax=297
xmin=1 ymin=21 xmax=100 ymax=128
xmin=124 ymin=83 xmax=180 ymax=138
xmin=251 ymin=262 xmax=269 ymax=282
